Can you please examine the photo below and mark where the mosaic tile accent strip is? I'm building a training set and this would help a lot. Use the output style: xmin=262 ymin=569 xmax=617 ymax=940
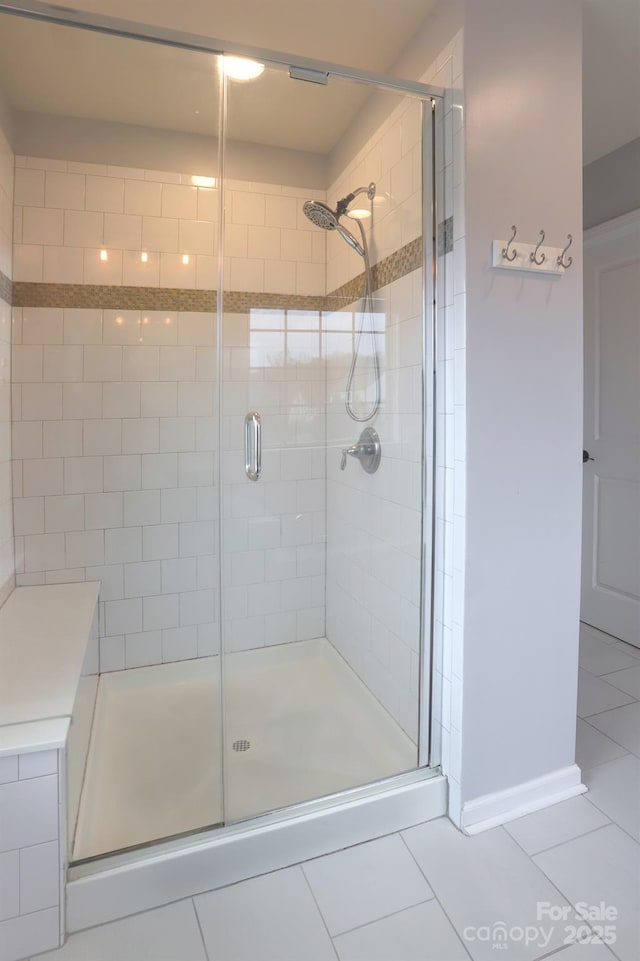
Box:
xmin=224 ymin=291 xmax=327 ymax=312
xmin=12 ymin=283 xmax=217 ymax=311
xmin=326 ymin=236 xmax=423 ymax=310
xmin=437 ymin=216 xmax=453 ymax=256
xmin=0 ymin=268 xmax=11 ymax=306
xmin=12 ymin=236 xmax=423 ymax=312
xmin=375 ymin=235 xmax=423 ymax=289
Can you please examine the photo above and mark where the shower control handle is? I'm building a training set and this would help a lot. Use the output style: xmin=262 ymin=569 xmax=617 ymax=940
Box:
xmin=244 ymin=411 xmax=262 ymax=482
xmin=340 ymin=444 xmax=359 ymax=470
xmin=340 ymin=427 xmax=381 ymax=474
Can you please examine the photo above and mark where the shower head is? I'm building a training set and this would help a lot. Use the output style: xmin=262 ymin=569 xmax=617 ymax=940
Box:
xmin=303 ymin=198 xmax=366 ymax=257
xmin=303 ymin=199 xmax=338 ymax=231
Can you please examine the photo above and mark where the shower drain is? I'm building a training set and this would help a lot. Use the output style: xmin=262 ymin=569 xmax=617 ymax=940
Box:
xmin=232 ymin=739 xmax=251 ymax=752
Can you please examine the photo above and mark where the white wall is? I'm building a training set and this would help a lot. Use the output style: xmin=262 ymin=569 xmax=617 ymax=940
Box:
xmin=0 ymin=118 xmax=14 ymax=608
xmin=13 ymin=111 xmax=327 ymax=193
xmin=459 ymin=0 xmax=583 ymax=809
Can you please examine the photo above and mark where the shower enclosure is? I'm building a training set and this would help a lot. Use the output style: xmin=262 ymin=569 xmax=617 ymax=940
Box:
xmin=0 ymin=5 xmax=440 ymax=872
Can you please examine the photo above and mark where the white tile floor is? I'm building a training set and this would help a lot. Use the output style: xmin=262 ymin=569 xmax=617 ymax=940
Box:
xmin=35 ymin=624 xmax=640 ymax=961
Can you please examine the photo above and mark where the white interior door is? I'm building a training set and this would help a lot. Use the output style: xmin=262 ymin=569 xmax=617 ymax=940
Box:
xmin=581 ymin=211 xmax=640 ymax=647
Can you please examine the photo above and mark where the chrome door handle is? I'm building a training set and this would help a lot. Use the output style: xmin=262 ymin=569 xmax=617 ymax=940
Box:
xmin=244 ymin=411 xmax=262 ymax=481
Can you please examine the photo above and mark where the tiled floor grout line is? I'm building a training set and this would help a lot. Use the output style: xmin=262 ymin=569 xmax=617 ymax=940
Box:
xmin=298 ymin=865 xmax=341 ymax=961
xmin=596 ymin=683 xmax=640 ymax=699
xmin=537 ymin=946 xmax=579 ymax=960
xmin=491 ymin=824 xmax=604 ymax=918
xmin=581 ymin=703 xmax=636 ymax=720
xmin=326 ymin=897 xmax=435 ymax=941
xmin=59 ymin=894 xmax=191 ymax=936
xmin=581 ymin=622 xmax=636 ymax=645
xmin=612 ymin=648 xmax=640 ymax=661
xmin=580 ymin=753 xmax=631 ymax=776
xmin=581 ymin=792 xmax=640 ymax=846
xmin=580 ymin=664 xmax=638 ymax=679
xmin=189 ymin=897 xmax=211 ymax=961
xmin=397 ymin=831 xmax=474 ymax=960
xmin=486 ymin=824 xmax=626 ymax=958
xmin=601 ymin=665 xmax=640 ymax=679
xmin=521 ymin=844 xmax=627 ymax=961
xmin=519 ymin=864 xmax=613 ymax=957
xmin=535 ymin=942 xmax=612 ymax=961
xmin=508 ymin=821 xmax=613 ymax=859
xmin=580 ymin=714 xmax=640 ymax=760
xmin=579 ymin=674 xmax=639 ymax=718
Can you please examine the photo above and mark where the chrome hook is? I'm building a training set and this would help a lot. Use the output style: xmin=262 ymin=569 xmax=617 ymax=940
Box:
xmin=502 ymin=225 xmax=517 ymax=262
xmin=557 ymin=234 xmax=573 ymax=269
xmin=530 ymin=229 xmax=546 ymax=265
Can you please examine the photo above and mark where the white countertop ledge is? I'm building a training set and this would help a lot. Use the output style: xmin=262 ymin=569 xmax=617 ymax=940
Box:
xmin=0 ymin=582 xmax=100 ymax=755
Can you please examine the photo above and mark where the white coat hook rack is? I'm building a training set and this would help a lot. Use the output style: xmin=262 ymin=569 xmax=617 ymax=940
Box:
xmin=492 ymin=225 xmax=572 ymax=276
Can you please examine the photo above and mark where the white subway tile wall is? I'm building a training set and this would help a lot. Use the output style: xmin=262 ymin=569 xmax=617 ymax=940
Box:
xmin=0 ymin=124 xmax=14 ymax=608
xmin=0 ymin=750 xmax=62 ymax=959
xmin=13 ymin=163 xmax=325 ymax=296
xmin=12 ymin=161 xmax=329 ymax=669
xmin=324 ymin=31 xmax=465 ymax=758
xmin=325 ymin=279 xmax=423 ymax=742
xmin=221 ymin=308 xmax=326 ymax=652
xmin=11 ymin=304 xmax=220 ymax=670
xmin=326 ymin=100 xmax=422 ymax=296
xmin=324 ymin=95 xmax=425 ymax=743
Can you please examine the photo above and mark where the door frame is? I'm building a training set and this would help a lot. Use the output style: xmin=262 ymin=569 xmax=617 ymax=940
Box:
xmin=581 ymin=206 xmax=640 ymax=643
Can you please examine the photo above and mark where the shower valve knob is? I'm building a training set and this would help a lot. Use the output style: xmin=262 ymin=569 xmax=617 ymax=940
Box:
xmin=340 ymin=444 xmax=359 ymax=470
xmin=339 ymin=428 xmax=381 ymax=474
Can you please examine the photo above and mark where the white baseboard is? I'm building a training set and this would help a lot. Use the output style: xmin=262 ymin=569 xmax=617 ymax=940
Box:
xmin=461 ymin=764 xmax=586 ymax=835
xmin=67 ymin=772 xmax=447 ymax=932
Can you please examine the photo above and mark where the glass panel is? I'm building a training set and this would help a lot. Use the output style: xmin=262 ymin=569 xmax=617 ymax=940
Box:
xmin=0 ymin=11 xmax=224 ymax=861
xmin=220 ymin=63 xmax=428 ymax=822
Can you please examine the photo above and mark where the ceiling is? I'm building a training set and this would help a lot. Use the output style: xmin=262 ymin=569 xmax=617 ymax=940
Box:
xmin=16 ymin=0 xmax=438 ymax=75
xmin=0 ymin=5 xmax=430 ymax=156
xmin=0 ymin=0 xmax=638 ymax=164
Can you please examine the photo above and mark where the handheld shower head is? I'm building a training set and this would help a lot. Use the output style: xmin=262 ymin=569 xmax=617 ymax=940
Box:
xmin=302 ymin=200 xmax=338 ymax=231
xmin=302 ymin=198 xmax=366 ymax=257
xmin=335 ymin=222 xmax=365 ymax=257
xmin=303 ymin=185 xmax=380 ymax=423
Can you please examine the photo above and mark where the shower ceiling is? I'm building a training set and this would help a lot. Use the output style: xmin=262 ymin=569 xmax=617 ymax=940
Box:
xmin=0 ymin=14 xmax=385 ymax=155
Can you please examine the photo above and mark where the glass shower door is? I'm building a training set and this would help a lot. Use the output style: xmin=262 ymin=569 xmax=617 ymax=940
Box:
xmin=219 ymin=62 xmax=431 ymax=823
xmin=0 ymin=10 xmax=229 ymax=860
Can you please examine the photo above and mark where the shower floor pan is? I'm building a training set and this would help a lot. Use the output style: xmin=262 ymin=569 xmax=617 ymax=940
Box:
xmin=72 ymin=637 xmax=417 ymax=861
